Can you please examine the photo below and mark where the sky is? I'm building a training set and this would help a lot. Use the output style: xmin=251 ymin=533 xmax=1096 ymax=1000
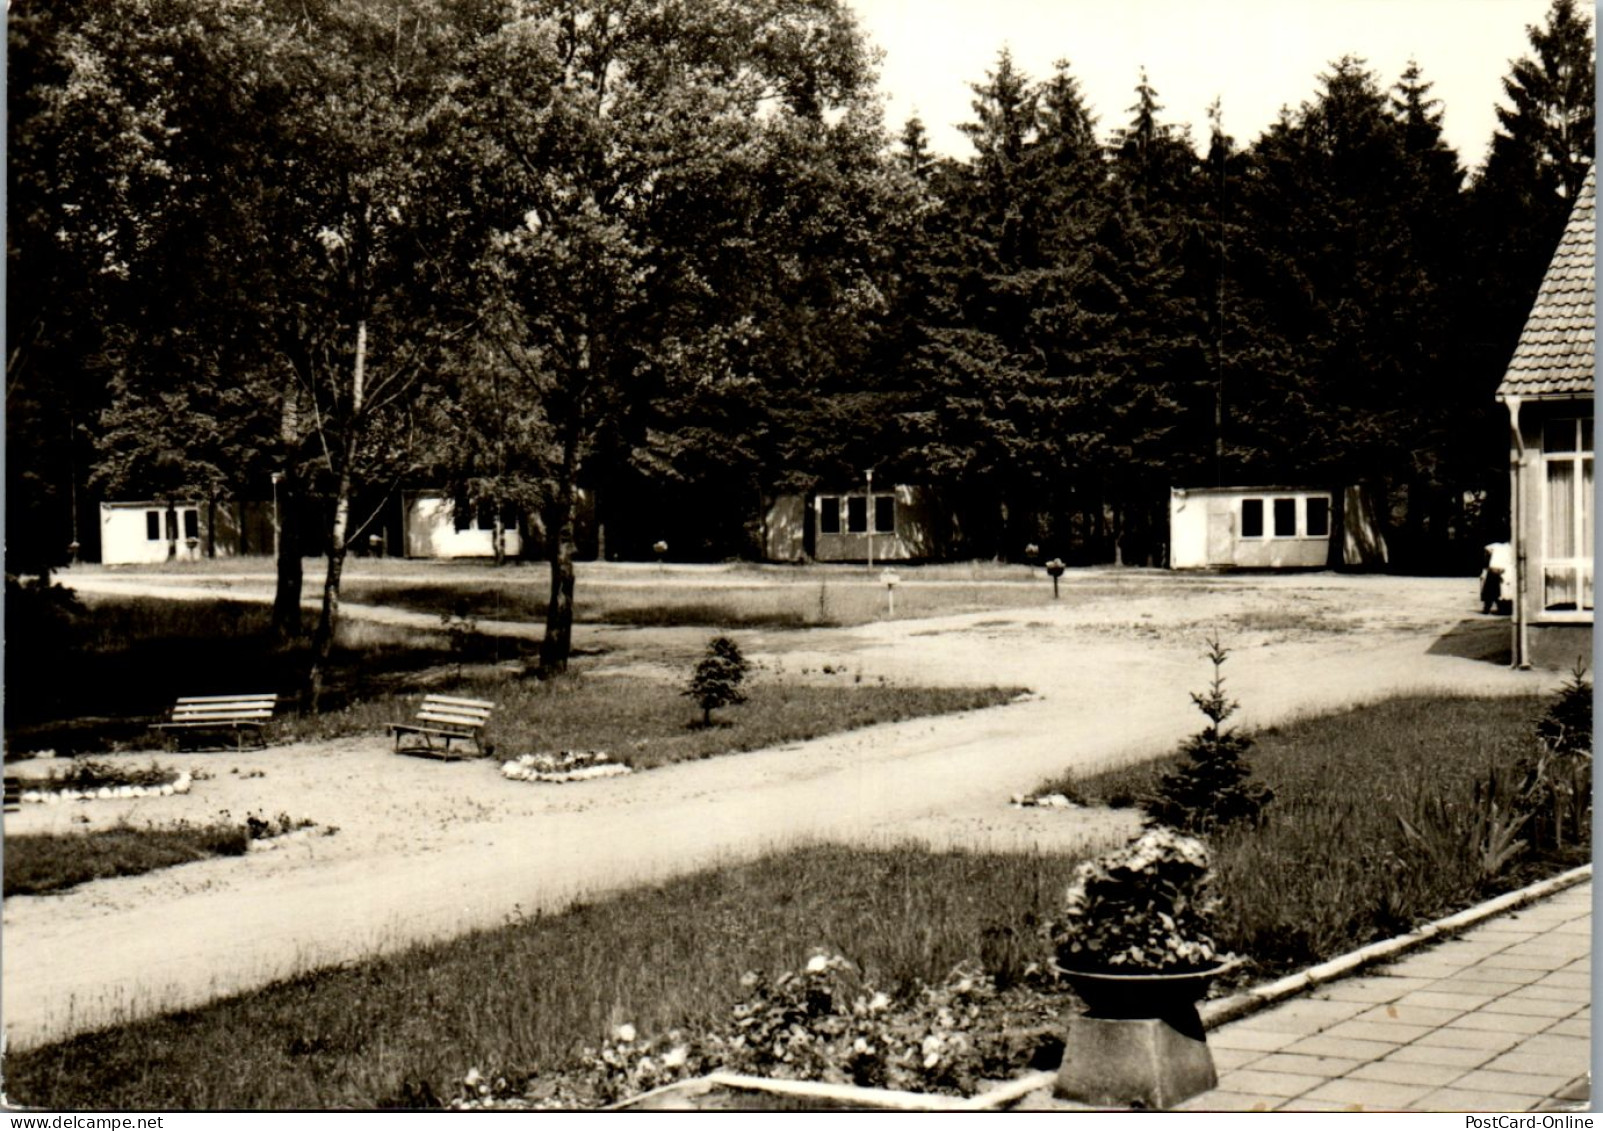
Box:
xmin=848 ymin=0 xmax=1582 ymax=171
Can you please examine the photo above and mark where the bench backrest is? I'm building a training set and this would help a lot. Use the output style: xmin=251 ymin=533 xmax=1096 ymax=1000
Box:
xmin=172 ymin=694 xmax=279 ymax=723
xmin=415 ymin=695 xmax=495 ymax=732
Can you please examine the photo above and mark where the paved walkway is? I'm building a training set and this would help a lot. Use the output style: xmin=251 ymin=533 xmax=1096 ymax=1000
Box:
xmin=1178 ymin=879 xmax=1592 ymax=1112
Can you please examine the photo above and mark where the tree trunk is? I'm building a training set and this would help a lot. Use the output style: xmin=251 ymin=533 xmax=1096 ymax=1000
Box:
xmin=272 ymin=473 xmax=304 ymax=641
xmin=165 ymin=501 xmax=178 ymax=562
xmin=540 ymin=416 xmax=581 ymax=675
xmin=305 ymin=320 xmax=367 ymax=712
xmin=492 ymin=511 xmax=506 ymax=567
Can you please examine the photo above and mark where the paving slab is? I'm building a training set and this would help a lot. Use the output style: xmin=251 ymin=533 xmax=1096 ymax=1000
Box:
xmin=1448 ymin=1069 xmax=1578 ymax=1098
xmin=1346 ymin=1059 xmax=1468 ymax=1088
xmin=1302 ymin=1077 xmax=1432 ymax=1109
xmin=1177 ymin=876 xmax=1591 ymax=1113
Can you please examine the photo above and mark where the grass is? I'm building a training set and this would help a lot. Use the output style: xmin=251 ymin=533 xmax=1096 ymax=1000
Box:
xmin=278 ymin=671 xmax=1022 ymax=768
xmin=3 ymin=844 xmax=1086 ymax=1110
xmin=8 ymin=588 xmax=1023 ymax=760
xmin=4 ymin=823 xmax=250 ymax=897
xmin=5 ymin=595 xmax=485 ymax=756
xmin=5 ymin=695 xmax=1588 ymax=1110
xmin=1041 ymin=693 xmax=1582 ymax=977
xmin=337 ymin=576 xmax=1090 ymax=630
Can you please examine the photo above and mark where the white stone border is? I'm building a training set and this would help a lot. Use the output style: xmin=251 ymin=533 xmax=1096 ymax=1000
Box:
xmin=610 ymin=1069 xmax=1059 ymax=1112
xmin=1199 ymin=862 xmax=1593 ymax=1028
xmin=19 ymin=771 xmax=193 ymax=804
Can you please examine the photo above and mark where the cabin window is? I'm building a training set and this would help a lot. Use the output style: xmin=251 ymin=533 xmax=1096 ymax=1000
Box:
xmin=183 ymin=509 xmax=200 ymax=539
xmin=1306 ymin=497 xmax=1330 ymax=538
xmin=1240 ymin=499 xmax=1263 ymax=538
xmin=846 ymin=496 xmax=868 ymax=534
xmin=1272 ymin=498 xmax=1297 ymax=537
xmin=453 ymin=500 xmax=472 ymax=532
xmin=146 ymin=510 xmax=162 ymax=541
xmin=165 ymin=510 xmax=179 ymax=541
xmin=818 ymin=496 xmax=840 ymax=534
xmin=874 ymin=495 xmax=895 ymax=534
xmin=1543 ymin=417 xmax=1594 ymax=612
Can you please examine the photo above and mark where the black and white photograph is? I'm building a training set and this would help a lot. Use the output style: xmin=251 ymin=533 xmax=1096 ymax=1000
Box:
xmin=2 ymin=0 xmax=1594 ymax=1116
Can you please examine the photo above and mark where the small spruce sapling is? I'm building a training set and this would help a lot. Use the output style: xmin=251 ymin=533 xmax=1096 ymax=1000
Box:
xmin=685 ymin=635 xmax=749 ymax=727
xmin=1143 ymin=639 xmax=1273 ymax=834
xmin=1515 ymin=660 xmax=1593 ymax=851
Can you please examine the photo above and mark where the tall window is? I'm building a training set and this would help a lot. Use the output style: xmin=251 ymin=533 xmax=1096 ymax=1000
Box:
xmin=874 ymin=495 xmax=895 ymax=534
xmin=1543 ymin=417 xmax=1594 ymax=611
xmin=1306 ymin=497 xmax=1330 ymax=538
xmin=818 ymin=496 xmax=840 ymax=534
xmin=183 ymin=509 xmax=200 ymax=539
xmin=146 ymin=510 xmax=162 ymax=541
xmin=846 ymin=496 xmax=868 ymax=533
xmin=1272 ymin=498 xmax=1297 ymax=537
xmin=1240 ymin=499 xmax=1263 ymax=538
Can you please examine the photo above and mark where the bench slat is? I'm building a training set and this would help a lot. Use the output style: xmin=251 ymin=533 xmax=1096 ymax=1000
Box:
xmin=172 ymin=704 xmax=275 ymax=714
xmin=157 ymin=717 xmax=269 ymax=725
xmin=393 ymin=696 xmax=496 ymax=757
xmin=416 ymin=709 xmax=491 ymax=723
xmin=153 ymin=692 xmax=279 ymax=751
xmin=176 ymin=692 xmax=278 ymax=701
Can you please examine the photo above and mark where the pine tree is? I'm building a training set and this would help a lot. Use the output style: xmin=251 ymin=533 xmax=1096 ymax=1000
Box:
xmin=1144 ymin=640 xmax=1273 ymax=834
xmin=685 ymin=636 xmax=750 ymax=727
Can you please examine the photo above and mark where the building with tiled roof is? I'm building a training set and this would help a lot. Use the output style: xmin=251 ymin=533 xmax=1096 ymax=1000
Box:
xmin=1496 ymin=164 xmax=1594 ymax=669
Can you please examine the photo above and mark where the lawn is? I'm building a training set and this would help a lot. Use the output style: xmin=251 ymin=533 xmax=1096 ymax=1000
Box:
xmin=4 ymin=823 xmax=250 ymax=897
xmin=1039 ymin=692 xmax=1586 ymax=974
xmin=276 ymin=669 xmax=1024 ymax=768
xmin=338 ymin=573 xmax=1090 ymax=630
xmin=5 ymin=590 xmax=1024 ymax=763
xmin=4 ymin=690 xmax=1586 ymax=1111
xmin=3 ymin=844 xmax=1080 ymax=1109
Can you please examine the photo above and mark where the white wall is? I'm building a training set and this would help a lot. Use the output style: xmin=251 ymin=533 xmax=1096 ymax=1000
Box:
xmin=404 ymin=495 xmax=522 ymax=559
xmin=1169 ymin=488 xmax=1333 ymax=570
xmin=100 ymin=504 xmax=205 ymax=565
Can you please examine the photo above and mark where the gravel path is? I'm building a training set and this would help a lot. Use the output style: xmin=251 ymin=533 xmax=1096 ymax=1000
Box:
xmin=2 ymin=569 xmax=1559 ymax=1050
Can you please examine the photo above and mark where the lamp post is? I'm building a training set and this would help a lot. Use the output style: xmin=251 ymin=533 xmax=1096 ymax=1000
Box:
xmin=271 ymin=472 xmax=282 ymax=556
xmin=865 ymin=468 xmax=874 ymax=573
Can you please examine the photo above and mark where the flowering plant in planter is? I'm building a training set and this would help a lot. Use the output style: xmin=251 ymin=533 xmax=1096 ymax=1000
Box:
xmin=1050 ymin=826 xmax=1231 ymax=975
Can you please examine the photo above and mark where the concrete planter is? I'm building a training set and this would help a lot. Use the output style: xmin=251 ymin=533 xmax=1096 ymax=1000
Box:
xmin=1055 ymin=963 xmax=1233 ymax=1109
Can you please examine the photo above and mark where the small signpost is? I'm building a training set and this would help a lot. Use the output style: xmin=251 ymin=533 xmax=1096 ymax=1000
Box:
xmin=881 ymin=568 xmax=900 ymax=617
xmin=1046 ymin=557 xmax=1066 ymax=599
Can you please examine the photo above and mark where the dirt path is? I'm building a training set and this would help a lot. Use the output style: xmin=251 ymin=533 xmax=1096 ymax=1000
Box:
xmin=3 ymin=571 xmax=1559 ymax=1050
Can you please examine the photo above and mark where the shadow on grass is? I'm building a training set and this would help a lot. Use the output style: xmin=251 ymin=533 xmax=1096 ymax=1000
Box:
xmin=1426 ymin=616 xmax=1512 ymax=665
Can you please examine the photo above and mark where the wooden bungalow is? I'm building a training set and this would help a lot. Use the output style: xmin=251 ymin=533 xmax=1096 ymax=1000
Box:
xmin=1496 ymin=165 xmax=1594 ymax=670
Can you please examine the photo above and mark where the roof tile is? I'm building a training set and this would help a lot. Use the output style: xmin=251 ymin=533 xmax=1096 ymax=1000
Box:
xmin=1497 ymin=165 xmax=1595 ymax=400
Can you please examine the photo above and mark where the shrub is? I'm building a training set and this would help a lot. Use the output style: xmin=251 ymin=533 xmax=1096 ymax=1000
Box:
xmin=1142 ymin=640 xmax=1272 ymax=834
xmin=1514 ymin=664 xmax=1593 ymax=852
xmin=1535 ymin=661 xmax=1592 ymax=756
xmin=684 ymin=636 xmax=749 ymax=726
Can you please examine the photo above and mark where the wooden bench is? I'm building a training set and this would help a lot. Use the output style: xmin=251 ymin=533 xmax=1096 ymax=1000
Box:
xmin=389 ymin=695 xmax=495 ymax=758
xmin=152 ymin=694 xmax=279 ymax=751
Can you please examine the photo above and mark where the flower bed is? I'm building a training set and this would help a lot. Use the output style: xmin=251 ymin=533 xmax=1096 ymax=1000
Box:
xmin=19 ymin=760 xmax=193 ymax=805
xmin=500 ymin=751 xmax=632 ymax=784
xmin=450 ymin=952 xmax=1062 ymax=1111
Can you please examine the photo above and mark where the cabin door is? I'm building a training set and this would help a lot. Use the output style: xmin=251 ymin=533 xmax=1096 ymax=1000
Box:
xmin=1206 ymin=507 xmax=1235 ymax=566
